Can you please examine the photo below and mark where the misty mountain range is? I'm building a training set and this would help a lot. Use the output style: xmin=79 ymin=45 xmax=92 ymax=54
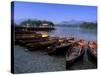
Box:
xmin=56 ymin=20 xmax=83 ymax=26
xmin=14 ymin=19 xmax=96 ymax=27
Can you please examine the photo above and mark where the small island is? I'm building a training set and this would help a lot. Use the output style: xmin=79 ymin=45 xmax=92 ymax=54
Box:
xmin=14 ymin=19 xmax=55 ymax=32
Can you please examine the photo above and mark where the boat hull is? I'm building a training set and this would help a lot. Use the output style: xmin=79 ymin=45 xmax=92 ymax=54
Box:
xmin=66 ymin=47 xmax=85 ymax=68
xmin=25 ymin=40 xmax=58 ymax=51
xmin=87 ymin=48 xmax=97 ymax=62
xmin=47 ymin=43 xmax=71 ymax=55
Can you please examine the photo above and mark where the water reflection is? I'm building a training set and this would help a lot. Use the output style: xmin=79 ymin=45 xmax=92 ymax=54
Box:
xmin=49 ymin=26 xmax=97 ymax=70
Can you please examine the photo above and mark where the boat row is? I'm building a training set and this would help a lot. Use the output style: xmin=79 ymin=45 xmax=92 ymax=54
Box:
xmin=15 ymin=32 xmax=97 ymax=68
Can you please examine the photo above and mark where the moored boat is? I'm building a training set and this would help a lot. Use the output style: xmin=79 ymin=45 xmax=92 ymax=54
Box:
xmin=15 ymin=36 xmax=59 ymax=46
xmin=15 ymin=31 xmax=49 ymax=45
xmin=87 ymin=41 xmax=97 ymax=61
xmin=47 ymin=38 xmax=76 ymax=55
xmin=25 ymin=40 xmax=59 ymax=51
xmin=66 ymin=39 xmax=85 ymax=68
xmin=47 ymin=43 xmax=69 ymax=55
xmin=15 ymin=33 xmax=48 ymax=40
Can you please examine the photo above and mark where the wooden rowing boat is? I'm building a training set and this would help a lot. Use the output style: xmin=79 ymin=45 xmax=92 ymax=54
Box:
xmin=25 ymin=40 xmax=58 ymax=51
xmin=15 ymin=33 xmax=49 ymax=45
xmin=87 ymin=41 xmax=97 ymax=61
xmin=15 ymin=31 xmax=49 ymax=41
xmin=47 ymin=37 xmax=76 ymax=55
xmin=47 ymin=43 xmax=69 ymax=55
xmin=15 ymin=38 xmax=49 ymax=46
xmin=15 ymin=36 xmax=59 ymax=46
xmin=66 ymin=39 xmax=85 ymax=68
xmin=15 ymin=34 xmax=45 ymax=40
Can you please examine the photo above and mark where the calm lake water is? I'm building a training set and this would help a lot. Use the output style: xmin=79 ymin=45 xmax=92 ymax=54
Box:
xmin=14 ymin=26 xmax=97 ymax=73
xmin=49 ymin=26 xmax=97 ymax=70
xmin=49 ymin=26 xmax=97 ymax=41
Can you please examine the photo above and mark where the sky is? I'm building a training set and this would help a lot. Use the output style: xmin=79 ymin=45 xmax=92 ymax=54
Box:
xmin=13 ymin=1 xmax=97 ymax=24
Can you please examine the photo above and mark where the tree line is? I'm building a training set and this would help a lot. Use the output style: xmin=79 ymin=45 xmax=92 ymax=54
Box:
xmin=80 ymin=22 xmax=97 ymax=29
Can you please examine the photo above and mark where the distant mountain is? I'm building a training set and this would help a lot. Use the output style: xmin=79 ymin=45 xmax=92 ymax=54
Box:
xmin=56 ymin=20 xmax=84 ymax=27
xmin=61 ymin=20 xmax=83 ymax=25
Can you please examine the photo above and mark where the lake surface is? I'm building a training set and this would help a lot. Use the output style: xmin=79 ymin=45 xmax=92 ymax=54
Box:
xmin=14 ymin=26 xmax=97 ymax=73
xmin=49 ymin=26 xmax=97 ymax=70
xmin=49 ymin=26 xmax=97 ymax=41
